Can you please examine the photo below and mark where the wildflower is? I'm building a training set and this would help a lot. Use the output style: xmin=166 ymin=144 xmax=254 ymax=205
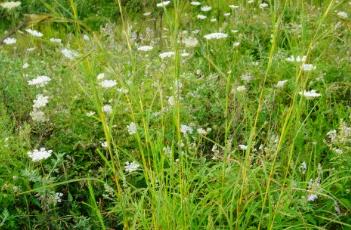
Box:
xmin=163 ymin=146 xmax=172 ymax=155
xmin=248 ymin=0 xmax=254 ymax=3
xmin=0 ymin=1 xmax=21 ymax=10
xmin=28 ymin=76 xmax=51 ymax=87
xmin=307 ymin=194 xmax=318 ymax=202
xmin=22 ymin=63 xmax=29 ymax=69
xmin=229 ymin=5 xmax=239 ymax=9
xmin=259 ymin=3 xmax=269 ymax=9
xmin=100 ymin=79 xmax=117 ymax=88
xmin=55 ymin=192 xmax=63 ymax=203
xmin=61 ymin=48 xmax=79 ymax=60
xmin=33 ymin=94 xmax=49 ymax=109
xmin=236 ymin=85 xmax=247 ymax=92
xmin=156 ymin=1 xmax=170 ymax=7
xmin=190 ymin=1 xmax=201 ymax=6
xmin=159 ymin=51 xmax=175 ymax=59
xmin=210 ymin=18 xmax=217 ymax=22
xmin=224 ymin=12 xmax=231 ymax=17
xmin=204 ymin=32 xmax=228 ymax=40
xmin=337 ymin=11 xmax=348 ymax=19
xmin=238 ymin=144 xmax=248 ymax=150
xmin=125 ymin=161 xmax=140 ymax=173
xmin=197 ymin=128 xmax=208 ymax=135
xmin=197 ymin=14 xmax=207 ymax=20
xmin=137 ymin=45 xmax=153 ymax=52
xmin=181 ymin=52 xmax=190 ymax=57
xmin=201 ymin=6 xmax=212 ymax=12
xmin=30 ymin=110 xmax=47 ymax=122
xmin=49 ymin=38 xmax=62 ymax=44
xmin=86 ymin=111 xmax=96 ymax=117
xmin=299 ymin=90 xmax=321 ymax=99
xmin=286 ymin=55 xmax=306 ymax=63
xmin=3 ymin=37 xmax=16 ymax=45
xmin=299 ymin=161 xmax=307 ymax=174
xmin=307 ymin=178 xmax=321 ymax=202
xmin=97 ymin=73 xmax=105 ymax=80
xmin=102 ymin=104 xmax=112 ymax=114
xmin=168 ymin=96 xmax=175 ymax=106
xmin=241 ymin=73 xmax=253 ymax=82
xmin=326 ymin=130 xmax=337 ymax=142
xmin=25 ymin=29 xmax=43 ymax=38
xmin=27 ymin=147 xmax=52 ymax=162
xmin=302 ymin=64 xmax=316 ymax=72
xmin=83 ymin=34 xmax=90 ymax=41
xmin=182 ymin=37 xmax=198 ymax=47
xmin=143 ymin=12 xmax=151 ymax=16
xmin=127 ymin=122 xmax=137 ymax=135
xmin=275 ymin=80 xmax=288 ymax=88
xmin=101 ymin=141 xmax=108 ymax=149
xmin=180 ymin=124 xmax=193 ymax=135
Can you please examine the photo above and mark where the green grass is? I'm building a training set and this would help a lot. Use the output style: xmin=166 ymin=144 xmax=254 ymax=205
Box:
xmin=0 ymin=0 xmax=350 ymax=229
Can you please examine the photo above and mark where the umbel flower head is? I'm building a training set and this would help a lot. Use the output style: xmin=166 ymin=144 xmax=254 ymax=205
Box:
xmin=28 ymin=148 xmax=52 ymax=162
xmin=0 ymin=1 xmax=21 ymax=10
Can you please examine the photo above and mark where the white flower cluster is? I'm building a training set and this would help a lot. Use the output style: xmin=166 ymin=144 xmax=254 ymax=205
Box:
xmin=25 ymin=29 xmax=43 ymax=38
xmin=299 ymin=90 xmax=321 ymax=99
xmin=125 ymin=161 xmax=140 ymax=173
xmin=28 ymin=147 xmax=53 ymax=162
xmin=127 ymin=122 xmax=137 ymax=135
xmin=28 ymin=76 xmax=51 ymax=122
xmin=0 ymin=1 xmax=21 ymax=10
xmin=204 ymin=32 xmax=228 ymax=40
xmin=61 ymin=48 xmax=79 ymax=60
xmin=3 ymin=37 xmax=16 ymax=45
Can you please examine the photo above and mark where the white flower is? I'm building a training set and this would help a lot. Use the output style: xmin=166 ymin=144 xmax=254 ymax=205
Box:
xmin=204 ymin=32 xmax=228 ymax=40
xmin=156 ymin=1 xmax=170 ymax=7
xmin=180 ymin=124 xmax=193 ymax=135
xmin=197 ymin=14 xmax=207 ymax=20
xmin=3 ymin=37 xmax=16 ymax=45
xmin=229 ymin=5 xmax=239 ymax=9
xmin=125 ymin=161 xmax=140 ymax=173
xmin=137 ymin=45 xmax=153 ymax=52
xmin=101 ymin=141 xmax=108 ymax=149
xmin=299 ymin=161 xmax=307 ymax=174
xmin=55 ymin=192 xmax=64 ymax=203
xmin=100 ymin=79 xmax=117 ymax=88
xmin=33 ymin=94 xmax=49 ymax=109
xmin=190 ymin=1 xmax=201 ymax=6
xmin=27 ymin=147 xmax=52 ymax=162
xmin=25 ymin=29 xmax=43 ymax=38
xmin=210 ymin=18 xmax=217 ymax=22
xmin=337 ymin=11 xmax=348 ymax=19
xmin=236 ymin=85 xmax=247 ymax=92
xmin=224 ymin=12 xmax=231 ymax=17
xmin=181 ymin=52 xmax=190 ymax=57
xmin=259 ymin=3 xmax=269 ymax=9
xmin=30 ymin=110 xmax=47 ymax=122
xmin=49 ymin=38 xmax=62 ymax=44
xmin=143 ymin=12 xmax=151 ymax=16
xmin=197 ymin=128 xmax=208 ymax=135
xmin=302 ymin=64 xmax=316 ymax=72
xmin=86 ymin=111 xmax=96 ymax=117
xmin=241 ymin=73 xmax=253 ymax=82
xmin=61 ymin=48 xmax=79 ymax=60
xmin=233 ymin=42 xmax=240 ymax=47
xmin=22 ymin=63 xmax=29 ymax=69
xmin=0 ymin=1 xmax=21 ymax=9
xmin=307 ymin=194 xmax=318 ymax=202
xmin=163 ymin=146 xmax=172 ymax=155
xmin=201 ymin=6 xmax=212 ymax=12
xmin=168 ymin=96 xmax=175 ymax=106
xmin=286 ymin=55 xmax=306 ymax=63
xmin=159 ymin=51 xmax=175 ymax=59
xmin=248 ymin=0 xmax=254 ymax=3
xmin=102 ymin=104 xmax=112 ymax=114
xmin=83 ymin=34 xmax=90 ymax=41
xmin=97 ymin=73 xmax=105 ymax=80
xmin=28 ymin=76 xmax=51 ymax=87
xmin=326 ymin=130 xmax=337 ymax=142
xmin=182 ymin=37 xmax=198 ymax=47
xmin=299 ymin=90 xmax=321 ymax=99
xmin=127 ymin=122 xmax=137 ymax=135
xmin=238 ymin=144 xmax=248 ymax=150
xmin=275 ymin=80 xmax=288 ymax=88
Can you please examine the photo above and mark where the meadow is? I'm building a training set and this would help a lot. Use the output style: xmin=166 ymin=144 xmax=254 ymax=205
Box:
xmin=0 ymin=0 xmax=350 ymax=229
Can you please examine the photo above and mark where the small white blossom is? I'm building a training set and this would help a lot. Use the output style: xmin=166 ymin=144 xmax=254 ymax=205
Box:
xmin=137 ymin=45 xmax=153 ymax=52
xmin=190 ymin=1 xmax=201 ymax=6
xmin=49 ymin=38 xmax=62 ymax=44
xmin=159 ymin=51 xmax=175 ymax=59
xmin=180 ymin=124 xmax=193 ymax=135
xmin=229 ymin=5 xmax=239 ymax=9
xmin=224 ymin=12 xmax=231 ymax=17
xmin=30 ymin=110 xmax=47 ymax=122
xmin=28 ymin=76 xmax=51 ymax=87
xmin=100 ymin=79 xmax=117 ymax=88
xmin=241 ymin=73 xmax=253 ymax=82
xmin=0 ymin=1 xmax=21 ymax=9
xmin=299 ymin=90 xmax=321 ymax=99
xmin=286 ymin=55 xmax=306 ymax=63
xmin=236 ymin=85 xmax=247 ymax=92
xmin=201 ymin=6 xmax=212 ymax=12
xmin=127 ymin=122 xmax=137 ymax=135
xmin=125 ymin=161 xmax=140 ymax=173
xmin=259 ymin=3 xmax=269 ymax=9
xmin=22 ymin=63 xmax=29 ymax=69
xmin=238 ymin=144 xmax=248 ymax=150
xmin=3 ymin=37 xmax=16 ymax=45
xmin=156 ymin=1 xmax=170 ymax=7
xmin=83 ymin=34 xmax=90 ymax=41
xmin=102 ymin=104 xmax=113 ymax=114
xmin=204 ymin=32 xmax=228 ymax=40
xmin=55 ymin=192 xmax=64 ymax=203
xmin=197 ymin=14 xmax=207 ymax=20
xmin=307 ymin=194 xmax=318 ymax=202
xmin=197 ymin=128 xmax=208 ymax=135
xmin=302 ymin=64 xmax=316 ymax=72
xmin=61 ymin=48 xmax=79 ymax=60
xmin=182 ymin=37 xmax=198 ymax=47
xmin=337 ymin=11 xmax=348 ymax=19
xmin=143 ymin=12 xmax=152 ymax=16
xmin=97 ymin=73 xmax=105 ymax=80
xmin=168 ymin=96 xmax=175 ymax=106
xmin=33 ymin=94 xmax=49 ymax=109
xmin=299 ymin=161 xmax=307 ymax=174
xmin=25 ymin=29 xmax=43 ymax=38
xmin=275 ymin=80 xmax=288 ymax=88
xmin=28 ymin=147 xmax=52 ymax=162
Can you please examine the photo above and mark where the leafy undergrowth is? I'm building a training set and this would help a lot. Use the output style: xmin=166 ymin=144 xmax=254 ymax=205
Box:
xmin=0 ymin=0 xmax=350 ymax=229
